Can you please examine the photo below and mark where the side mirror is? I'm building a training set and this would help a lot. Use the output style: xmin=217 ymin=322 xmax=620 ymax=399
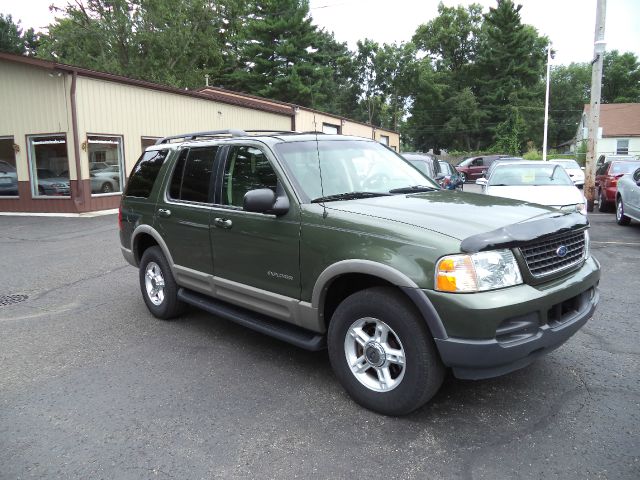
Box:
xmin=243 ymin=188 xmax=289 ymax=216
xmin=475 ymin=178 xmax=488 ymax=186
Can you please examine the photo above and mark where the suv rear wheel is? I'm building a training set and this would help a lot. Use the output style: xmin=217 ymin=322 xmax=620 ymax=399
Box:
xmin=327 ymin=287 xmax=444 ymax=415
xmin=139 ymin=246 xmax=185 ymax=319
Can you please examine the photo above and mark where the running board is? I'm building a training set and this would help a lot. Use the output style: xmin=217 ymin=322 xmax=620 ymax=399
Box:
xmin=177 ymin=288 xmax=326 ymax=351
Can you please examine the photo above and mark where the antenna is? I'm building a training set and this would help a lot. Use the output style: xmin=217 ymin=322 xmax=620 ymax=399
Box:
xmin=313 ymin=112 xmax=327 ymax=218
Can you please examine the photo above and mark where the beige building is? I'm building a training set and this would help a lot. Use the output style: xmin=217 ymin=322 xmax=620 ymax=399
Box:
xmin=0 ymin=52 xmax=399 ymax=213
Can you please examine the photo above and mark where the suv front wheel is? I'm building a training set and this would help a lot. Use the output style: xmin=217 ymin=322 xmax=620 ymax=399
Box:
xmin=328 ymin=287 xmax=444 ymax=416
xmin=139 ymin=246 xmax=185 ymax=319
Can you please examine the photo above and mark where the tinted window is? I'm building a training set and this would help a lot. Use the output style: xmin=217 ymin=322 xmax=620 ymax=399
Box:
xmin=125 ymin=149 xmax=169 ymax=198
xmin=169 ymin=147 xmax=217 ymax=203
xmin=611 ymin=162 xmax=640 ymax=175
xmin=222 ymin=146 xmax=277 ymax=207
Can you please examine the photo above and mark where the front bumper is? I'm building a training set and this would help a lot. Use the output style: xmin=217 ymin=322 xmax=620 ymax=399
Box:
xmin=429 ymin=256 xmax=600 ymax=380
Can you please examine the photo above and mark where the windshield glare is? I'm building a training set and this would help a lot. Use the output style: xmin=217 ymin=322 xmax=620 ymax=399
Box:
xmin=553 ymin=160 xmax=580 ymax=169
xmin=489 ymin=164 xmax=573 ymax=186
xmin=275 ymin=140 xmax=437 ymax=200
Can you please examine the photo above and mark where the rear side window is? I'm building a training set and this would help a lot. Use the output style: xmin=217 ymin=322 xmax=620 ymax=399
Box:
xmin=169 ymin=146 xmax=218 ymax=203
xmin=125 ymin=149 xmax=169 ymax=198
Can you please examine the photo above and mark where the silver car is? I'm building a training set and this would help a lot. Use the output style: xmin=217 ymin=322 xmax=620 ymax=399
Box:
xmin=615 ymin=166 xmax=640 ymax=225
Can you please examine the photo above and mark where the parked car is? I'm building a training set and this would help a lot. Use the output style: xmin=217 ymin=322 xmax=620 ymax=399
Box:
xmin=615 ymin=166 xmax=640 ymax=225
xmin=476 ymin=161 xmax=586 ymax=215
xmin=0 ymin=161 xmax=18 ymax=196
xmin=90 ymin=172 xmax=119 ymax=193
xmin=120 ymin=130 xmax=599 ymax=416
xmin=36 ymin=168 xmax=70 ymax=196
xmin=550 ymin=159 xmax=585 ymax=187
xmin=596 ymin=154 xmax=638 ymax=166
xmin=455 ymin=154 xmax=509 ymax=182
xmin=595 ymin=160 xmax=640 ymax=212
xmin=401 ymin=152 xmax=443 ymax=180
xmin=92 ymin=165 xmax=121 ymax=192
xmin=437 ymin=160 xmax=464 ymax=190
xmin=89 ymin=161 xmax=110 ymax=172
xmin=483 ymin=156 xmax=525 ymax=178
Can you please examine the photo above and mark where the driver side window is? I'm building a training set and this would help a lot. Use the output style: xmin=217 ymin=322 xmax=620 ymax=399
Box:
xmin=222 ymin=146 xmax=278 ymax=207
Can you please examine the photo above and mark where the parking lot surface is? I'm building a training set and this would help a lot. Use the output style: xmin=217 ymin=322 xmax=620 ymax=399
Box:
xmin=1 ymin=209 xmax=638 ymax=479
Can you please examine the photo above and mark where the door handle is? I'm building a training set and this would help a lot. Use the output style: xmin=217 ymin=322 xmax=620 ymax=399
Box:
xmin=214 ymin=217 xmax=233 ymax=229
xmin=157 ymin=208 xmax=171 ymax=218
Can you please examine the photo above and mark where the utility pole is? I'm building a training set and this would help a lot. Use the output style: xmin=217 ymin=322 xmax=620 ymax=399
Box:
xmin=585 ymin=0 xmax=607 ymax=212
xmin=542 ymin=44 xmax=552 ymax=161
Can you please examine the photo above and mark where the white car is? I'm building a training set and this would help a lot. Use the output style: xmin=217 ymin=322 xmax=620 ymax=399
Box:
xmin=476 ymin=161 xmax=587 ymax=215
xmin=550 ymin=159 xmax=584 ymax=187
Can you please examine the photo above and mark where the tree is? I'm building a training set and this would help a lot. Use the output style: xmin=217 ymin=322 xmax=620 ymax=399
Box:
xmin=601 ymin=50 xmax=640 ymax=103
xmin=548 ymin=62 xmax=590 ymax=146
xmin=0 ymin=14 xmax=39 ymax=55
xmin=38 ymin=0 xmax=226 ymax=89
xmin=475 ymin=0 xmax=547 ymax=152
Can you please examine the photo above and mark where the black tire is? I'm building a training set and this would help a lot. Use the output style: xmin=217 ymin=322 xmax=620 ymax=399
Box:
xmin=100 ymin=182 xmax=113 ymax=193
xmin=139 ymin=246 xmax=185 ymax=320
xmin=616 ymin=196 xmax=631 ymax=225
xmin=598 ymin=189 xmax=610 ymax=212
xmin=327 ymin=287 xmax=445 ymax=416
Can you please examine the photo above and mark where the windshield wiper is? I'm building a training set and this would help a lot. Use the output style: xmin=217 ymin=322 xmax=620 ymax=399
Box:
xmin=388 ymin=185 xmax=439 ymax=194
xmin=310 ymin=191 xmax=392 ymax=203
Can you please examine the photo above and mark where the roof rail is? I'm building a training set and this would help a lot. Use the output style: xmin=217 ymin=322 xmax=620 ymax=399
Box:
xmin=242 ymin=129 xmax=295 ymax=135
xmin=155 ymin=129 xmax=248 ymax=145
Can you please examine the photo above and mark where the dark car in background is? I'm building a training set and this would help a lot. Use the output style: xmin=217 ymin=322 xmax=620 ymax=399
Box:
xmin=595 ymin=160 xmax=640 ymax=212
xmin=438 ymin=160 xmax=464 ymax=190
xmin=401 ymin=152 xmax=443 ymax=181
xmin=456 ymin=154 xmax=509 ymax=182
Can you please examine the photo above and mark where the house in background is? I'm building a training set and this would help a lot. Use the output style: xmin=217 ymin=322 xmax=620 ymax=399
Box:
xmin=574 ymin=103 xmax=640 ymax=160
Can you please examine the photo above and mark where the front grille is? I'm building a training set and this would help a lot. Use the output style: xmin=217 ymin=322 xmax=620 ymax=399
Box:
xmin=519 ymin=229 xmax=586 ymax=278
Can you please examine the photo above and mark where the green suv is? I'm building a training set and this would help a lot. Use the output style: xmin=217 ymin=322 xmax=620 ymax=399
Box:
xmin=119 ymin=130 xmax=600 ymax=415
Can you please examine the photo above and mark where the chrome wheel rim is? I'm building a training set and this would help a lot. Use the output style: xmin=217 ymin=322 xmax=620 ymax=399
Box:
xmin=617 ymin=200 xmax=623 ymax=220
xmin=144 ymin=262 xmax=165 ymax=306
xmin=344 ymin=317 xmax=406 ymax=392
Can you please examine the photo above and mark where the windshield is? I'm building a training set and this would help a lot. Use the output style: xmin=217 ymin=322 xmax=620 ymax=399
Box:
xmin=489 ymin=164 xmax=573 ymax=186
xmin=611 ymin=162 xmax=640 ymax=175
xmin=553 ymin=160 xmax=580 ymax=169
xmin=275 ymin=140 xmax=438 ymax=200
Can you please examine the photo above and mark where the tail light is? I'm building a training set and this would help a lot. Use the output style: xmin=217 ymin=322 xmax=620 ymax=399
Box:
xmin=118 ymin=206 xmax=123 ymax=231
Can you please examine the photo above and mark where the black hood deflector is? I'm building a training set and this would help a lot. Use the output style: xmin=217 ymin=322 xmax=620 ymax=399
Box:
xmin=460 ymin=212 xmax=589 ymax=253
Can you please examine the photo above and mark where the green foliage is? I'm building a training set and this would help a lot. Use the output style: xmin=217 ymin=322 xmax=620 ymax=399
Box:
xmin=493 ymin=105 xmax=527 ymax=155
xmin=0 ymin=14 xmax=38 ymax=55
xmin=601 ymin=50 xmax=640 ymax=103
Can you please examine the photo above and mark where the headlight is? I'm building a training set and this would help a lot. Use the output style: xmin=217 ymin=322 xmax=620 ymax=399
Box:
xmin=435 ymin=249 xmax=523 ymax=293
xmin=576 ymin=202 xmax=587 ymax=215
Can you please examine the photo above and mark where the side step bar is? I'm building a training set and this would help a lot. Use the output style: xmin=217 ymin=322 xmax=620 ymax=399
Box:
xmin=177 ymin=288 xmax=326 ymax=351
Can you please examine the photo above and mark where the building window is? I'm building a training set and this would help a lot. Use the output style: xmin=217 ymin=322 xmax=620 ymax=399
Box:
xmin=379 ymin=135 xmax=390 ymax=146
xmin=88 ymin=135 xmax=124 ymax=195
xmin=322 ymin=123 xmax=340 ymax=135
xmin=0 ymin=136 xmax=18 ymax=197
xmin=141 ymin=137 xmax=160 ymax=152
xmin=28 ymin=134 xmax=70 ymax=197
xmin=616 ymin=139 xmax=629 ymax=155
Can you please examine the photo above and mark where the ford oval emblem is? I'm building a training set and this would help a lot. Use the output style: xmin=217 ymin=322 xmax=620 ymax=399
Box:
xmin=556 ymin=245 xmax=568 ymax=258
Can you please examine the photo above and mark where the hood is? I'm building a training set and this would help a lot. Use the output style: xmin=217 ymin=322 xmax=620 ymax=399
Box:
xmin=324 ymin=190 xmax=562 ymax=241
xmin=486 ymin=185 xmax=584 ymax=207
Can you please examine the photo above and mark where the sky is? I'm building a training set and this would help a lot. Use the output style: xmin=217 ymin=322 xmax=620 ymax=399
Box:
xmin=3 ymin=0 xmax=639 ymax=66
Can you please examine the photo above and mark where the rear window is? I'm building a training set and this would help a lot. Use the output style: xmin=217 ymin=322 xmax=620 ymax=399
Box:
xmin=611 ymin=162 xmax=640 ymax=175
xmin=125 ymin=149 xmax=169 ymax=198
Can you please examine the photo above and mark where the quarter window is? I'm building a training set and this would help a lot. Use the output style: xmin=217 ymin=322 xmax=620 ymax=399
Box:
xmin=125 ymin=149 xmax=169 ymax=198
xmin=222 ymin=146 xmax=277 ymax=207
xmin=169 ymin=147 xmax=217 ymax=203
xmin=88 ymin=135 xmax=124 ymax=195
xmin=28 ymin=134 xmax=70 ymax=197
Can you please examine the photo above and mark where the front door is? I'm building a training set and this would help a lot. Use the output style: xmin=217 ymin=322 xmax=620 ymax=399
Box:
xmin=209 ymin=144 xmax=301 ymax=300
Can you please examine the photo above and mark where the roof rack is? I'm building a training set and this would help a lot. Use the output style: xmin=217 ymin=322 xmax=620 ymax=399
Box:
xmin=242 ymin=129 xmax=295 ymax=135
xmin=155 ymin=129 xmax=248 ymax=145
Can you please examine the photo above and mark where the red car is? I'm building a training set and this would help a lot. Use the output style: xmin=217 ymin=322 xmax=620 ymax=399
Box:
xmin=455 ymin=154 xmax=508 ymax=182
xmin=596 ymin=160 xmax=640 ymax=212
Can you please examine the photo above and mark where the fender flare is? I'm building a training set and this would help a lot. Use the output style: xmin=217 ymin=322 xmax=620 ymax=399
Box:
xmin=131 ymin=224 xmax=176 ymax=276
xmin=312 ymin=259 xmax=448 ymax=340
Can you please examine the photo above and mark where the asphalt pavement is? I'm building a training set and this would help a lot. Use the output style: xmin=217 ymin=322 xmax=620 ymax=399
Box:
xmin=0 ymin=206 xmax=638 ymax=479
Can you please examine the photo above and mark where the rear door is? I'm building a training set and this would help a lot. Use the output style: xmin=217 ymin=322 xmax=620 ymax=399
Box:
xmin=468 ymin=157 xmax=484 ymax=180
xmin=209 ymin=143 xmax=301 ymax=300
xmin=154 ymin=146 xmax=219 ymax=278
